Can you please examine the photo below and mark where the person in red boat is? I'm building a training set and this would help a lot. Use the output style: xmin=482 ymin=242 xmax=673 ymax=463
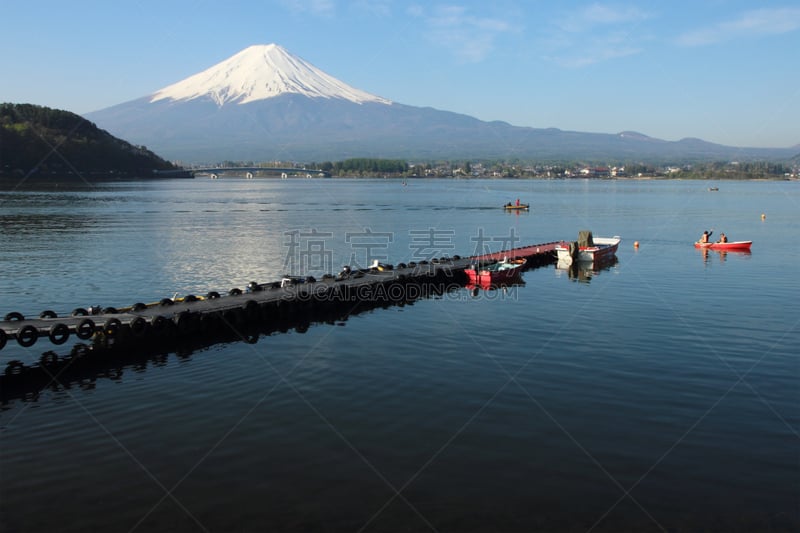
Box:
xmin=717 ymin=233 xmax=728 ymax=243
xmin=700 ymin=230 xmax=712 ymax=243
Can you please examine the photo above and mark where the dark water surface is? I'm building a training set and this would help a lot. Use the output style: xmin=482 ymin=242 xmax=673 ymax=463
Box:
xmin=1 ymin=178 xmax=798 ymax=532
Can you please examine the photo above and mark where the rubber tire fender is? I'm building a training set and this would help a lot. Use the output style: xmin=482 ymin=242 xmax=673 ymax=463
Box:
xmin=104 ymin=318 xmax=122 ymax=338
xmin=76 ymin=318 xmax=96 ymax=340
xmin=129 ymin=316 xmax=147 ymax=336
xmin=151 ymin=315 xmax=168 ymax=331
xmin=16 ymin=324 xmax=39 ymax=348
xmin=48 ymin=323 xmax=70 ymax=345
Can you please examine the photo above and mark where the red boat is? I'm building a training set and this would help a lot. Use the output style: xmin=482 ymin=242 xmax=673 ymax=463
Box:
xmin=464 ymin=258 xmax=526 ymax=284
xmin=694 ymin=241 xmax=752 ymax=251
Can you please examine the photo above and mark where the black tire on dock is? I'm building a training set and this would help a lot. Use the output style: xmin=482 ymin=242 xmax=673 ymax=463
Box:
xmin=206 ymin=291 xmax=220 ymax=299
xmin=72 ymin=307 xmax=89 ymax=316
xmin=0 ymin=329 xmax=7 ymax=351
xmin=184 ymin=294 xmax=198 ymax=302
xmin=131 ymin=302 xmax=147 ymax=311
xmin=16 ymin=324 xmax=38 ymax=347
xmin=4 ymin=311 xmax=24 ymax=322
xmin=129 ymin=316 xmax=147 ymax=336
xmin=104 ymin=318 xmax=122 ymax=338
xmin=76 ymin=318 xmax=96 ymax=340
xmin=40 ymin=310 xmax=58 ymax=319
xmin=176 ymin=311 xmax=198 ymax=333
xmin=48 ymin=323 xmax=70 ymax=345
xmin=160 ymin=298 xmax=174 ymax=307
xmin=199 ymin=312 xmax=219 ymax=333
xmin=229 ymin=288 xmax=242 ymax=296
xmin=151 ymin=315 xmax=168 ymax=331
xmin=243 ymin=299 xmax=260 ymax=320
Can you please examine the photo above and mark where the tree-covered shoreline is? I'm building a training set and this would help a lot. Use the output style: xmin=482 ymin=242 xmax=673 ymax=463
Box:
xmin=1 ymin=103 xmax=182 ymax=180
xmin=235 ymin=159 xmax=798 ymax=180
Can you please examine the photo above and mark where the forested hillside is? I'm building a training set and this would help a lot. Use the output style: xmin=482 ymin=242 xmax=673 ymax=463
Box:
xmin=1 ymin=103 xmax=181 ymax=179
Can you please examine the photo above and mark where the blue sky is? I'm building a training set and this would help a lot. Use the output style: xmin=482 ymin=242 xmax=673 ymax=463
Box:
xmin=2 ymin=0 xmax=799 ymax=148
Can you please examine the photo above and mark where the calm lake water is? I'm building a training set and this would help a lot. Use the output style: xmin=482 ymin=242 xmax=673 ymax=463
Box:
xmin=1 ymin=178 xmax=798 ymax=532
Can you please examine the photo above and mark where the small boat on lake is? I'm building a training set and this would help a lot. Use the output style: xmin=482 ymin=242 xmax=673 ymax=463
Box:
xmin=503 ymin=203 xmax=529 ymax=210
xmin=694 ymin=240 xmax=751 ymax=251
xmin=555 ymin=231 xmax=620 ymax=264
xmin=464 ymin=258 xmax=526 ymax=284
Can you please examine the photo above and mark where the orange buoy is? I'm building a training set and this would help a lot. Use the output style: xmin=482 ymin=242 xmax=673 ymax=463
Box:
xmin=634 ymin=241 xmax=639 ymax=248
xmin=761 ymin=213 xmax=766 ymax=220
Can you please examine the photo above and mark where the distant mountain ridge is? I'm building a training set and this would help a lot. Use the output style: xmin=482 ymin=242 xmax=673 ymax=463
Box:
xmin=84 ymin=44 xmax=797 ymax=163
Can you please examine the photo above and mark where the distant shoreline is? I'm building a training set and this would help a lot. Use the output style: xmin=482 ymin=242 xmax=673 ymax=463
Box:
xmin=1 ymin=173 xmax=796 ymax=185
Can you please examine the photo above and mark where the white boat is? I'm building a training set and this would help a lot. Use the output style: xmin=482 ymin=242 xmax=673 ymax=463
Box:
xmin=555 ymin=231 xmax=620 ymax=264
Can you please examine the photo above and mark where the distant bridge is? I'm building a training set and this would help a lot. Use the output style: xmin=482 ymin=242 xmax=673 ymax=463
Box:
xmin=190 ymin=167 xmax=330 ymax=179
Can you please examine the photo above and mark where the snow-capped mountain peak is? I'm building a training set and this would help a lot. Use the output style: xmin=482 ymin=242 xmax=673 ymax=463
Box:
xmin=150 ymin=44 xmax=391 ymax=106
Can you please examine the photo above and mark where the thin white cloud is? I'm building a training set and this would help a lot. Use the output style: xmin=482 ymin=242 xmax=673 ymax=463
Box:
xmin=551 ymin=44 xmax=641 ymax=68
xmin=676 ymin=7 xmax=800 ymax=46
xmin=350 ymin=0 xmax=392 ymax=17
xmin=280 ymin=0 xmax=336 ymax=17
xmin=281 ymin=0 xmax=394 ymax=18
xmin=557 ymin=3 xmax=651 ymax=33
xmin=406 ymin=4 xmax=424 ymax=18
xmin=544 ymin=3 xmax=653 ymax=68
xmin=412 ymin=5 xmax=515 ymax=63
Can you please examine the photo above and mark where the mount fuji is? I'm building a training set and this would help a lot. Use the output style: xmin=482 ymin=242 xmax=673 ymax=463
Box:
xmin=149 ymin=44 xmax=391 ymax=107
xmin=85 ymin=44 xmax=794 ymax=163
